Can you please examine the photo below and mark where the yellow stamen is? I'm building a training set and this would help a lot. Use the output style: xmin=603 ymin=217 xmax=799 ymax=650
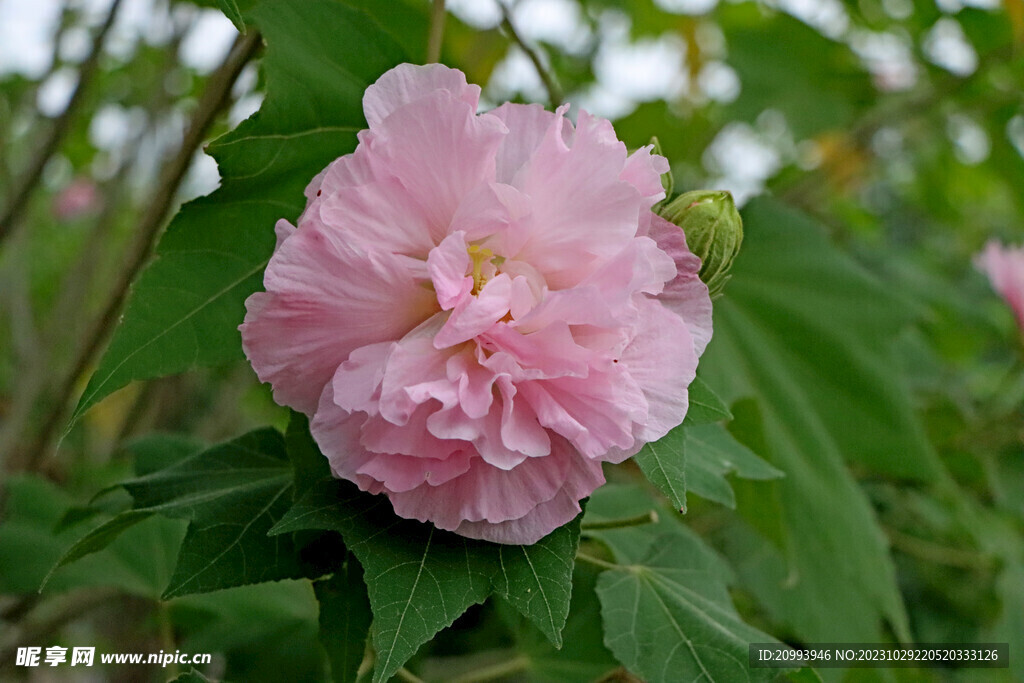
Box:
xmin=468 ymin=244 xmax=494 ymax=294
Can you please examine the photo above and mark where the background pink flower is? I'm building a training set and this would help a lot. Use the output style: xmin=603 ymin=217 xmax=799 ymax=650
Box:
xmin=977 ymin=240 xmax=1024 ymax=333
xmin=241 ymin=64 xmax=713 ymax=544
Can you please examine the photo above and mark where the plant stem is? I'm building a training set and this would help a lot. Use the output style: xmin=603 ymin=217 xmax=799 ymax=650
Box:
xmin=499 ymin=4 xmax=563 ymax=108
xmin=449 ymin=655 xmax=531 ymax=683
xmin=396 ymin=667 xmax=427 ymax=683
xmin=427 ymin=0 xmax=446 ymax=64
xmin=575 ymin=551 xmax=621 ymax=572
xmin=885 ymin=526 xmax=996 ymax=571
xmin=581 ymin=510 xmax=659 ymax=531
xmin=0 ymin=587 xmax=121 ymax=673
xmin=0 ymin=0 xmax=124 ymax=244
xmin=157 ymin=602 xmax=180 ymax=679
xmin=17 ymin=30 xmax=263 ymax=472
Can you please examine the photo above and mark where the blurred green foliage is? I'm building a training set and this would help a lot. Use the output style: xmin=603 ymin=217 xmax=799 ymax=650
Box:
xmin=1 ymin=0 xmax=1022 ymax=681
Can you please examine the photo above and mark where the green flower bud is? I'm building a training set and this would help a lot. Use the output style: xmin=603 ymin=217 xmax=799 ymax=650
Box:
xmin=658 ymin=189 xmax=743 ymax=299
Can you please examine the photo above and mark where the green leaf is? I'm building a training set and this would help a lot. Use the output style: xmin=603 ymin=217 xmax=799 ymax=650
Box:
xmin=634 ymin=435 xmax=688 ymax=512
xmin=491 ymin=518 xmax=580 ymax=649
xmin=719 ymin=4 xmax=873 ymax=138
xmin=1 ymin=475 xmax=185 ymax=599
xmin=49 ymin=428 xmax=315 ymax=598
xmin=596 ymin=536 xmax=785 ymax=683
xmin=271 ymin=479 xmax=583 ymax=683
xmin=271 ymin=480 xmax=491 ymax=683
xmin=286 ymin=410 xmax=331 ymax=499
xmin=685 ymin=423 xmax=783 ymax=509
xmin=683 ymin=376 xmax=733 ymax=426
xmin=121 ymin=433 xmax=208 ymax=476
xmin=701 ymin=197 xmax=941 ymax=641
xmin=216 ymin=0 xmax=245 ymax=33
xmin=503 ymin=562 xmax=621 ymax=683
xmin=635 ymin=423 xmax=781 ymax=512
xmin=582 ymin=484 xmax=728 ymax=570
xmin=68 ymin=0 xmax=407 ymax=428
xmin=167 ymin=669 xmax=211 ymax=683
xmin=129 ymin=428 xmax=303 ymax=598
xmin=43 ymin=509 xmax=155 ymax=588
xmin=315 ymin=554 xmax=373 ymax=683
xmin=171 ymin=580 xmax=322 ymax=682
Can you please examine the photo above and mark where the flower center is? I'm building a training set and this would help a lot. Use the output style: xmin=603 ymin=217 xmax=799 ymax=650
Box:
xmin=468 ymin=244 xmax=495 ymax=295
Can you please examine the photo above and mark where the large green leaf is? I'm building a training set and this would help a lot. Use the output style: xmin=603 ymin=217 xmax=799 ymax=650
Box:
xmin=49 ymin=429 xmax=316 ymax=598
xmin=718 ymin=4 xmax=874 ymax=139
xmin=270 ymin=479 xmax=582 ymax=683
xmin=597 ymin=542 xmax=781 ymax=683
xmin=583 ymin=485 xmax=786 ymax=683
xmin=315 ymin=554 xmax=373 ymax=683
xmin=128 ymin=428 xmax=306 ymax=597
xmin=68 ymin=0 xmax=407 ymax=427
xmin=171 ymin=580 xmax=323 ymax=682
xmin=501 ymin=562 xmax=621 ymax=683
xmin=700 ymin=197 xmax=941 ymax=641
xmin=683 ymin=376 xmax=733 ymax=426
xmin=635 ymin=422 xmax=782 ymax=512
xmin=215 ymin=0 xmax=245 ymax=32
xmin=491 ymin=520 xmax=580 ymax=649
xmin=0 ymin=474 xmax=186 ymax=599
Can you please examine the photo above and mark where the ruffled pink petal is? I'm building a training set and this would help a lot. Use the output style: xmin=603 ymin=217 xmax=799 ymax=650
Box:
xmin=357 ymin=449 xmax=474 ymax=492
xmin=486 ymin=102 xmax=571 ymax=185
xmin=318 ymin=174 xmax=437 ymax=257
xmin=361 ymin=403 xmax=463 ymax=461
xmin=386 ymin=441 xmax=571 ymax=529
xmin=510 ymin=110 xmax=646 ymax=289
xmin=363 ymin=63 xmax=481 ymax=128
xmin=620 ymin=145 xmax=669 ymax=203
xmin=329 ymin=342 xmax=391 ymax=415
xmin=241 ymin=225 xmax=436 ymax=414
xmin=310 ymin=382 xmax=379 ymax=493
xmin=482 ymin=322 xmax=593 ymax=380
xmin=496 ymin=376 xmax=551 ymax=458
xmin=619 ymin=297 xmax=697 ymax=442
xmin=273 ymin=219 xmax=296 ymax=251
xmin=433 ymin=274 xmax=513 ymax=349
xmin=977 ymin=240 xmax=1024 ymax=329
xmin=472 ymin=406 xmax=533 ymax=470
xmin=366 ymin=91 xmax=507 ymax=241
xmin=454 ymin=442 xmax=605 ymax=544
xmin=427 ymin=232 xmax=473 ymax=310
xmin=445 ymin=346 xmax=497 ymax=419
xmin=377 ymin=326 xmax=457 ymax=426
xmin=300 ymin=144 xmax=377 ymax=224
xmin=448 ymin=181 xmax=532 ymax=245
xmin=648 ymin=213 xmax=714 ymax=356
xmin=518 ymin=366 xmax=646 ymax=459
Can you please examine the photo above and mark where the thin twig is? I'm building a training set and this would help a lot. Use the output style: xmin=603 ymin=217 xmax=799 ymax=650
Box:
xmin=448 ymin=655 xmax=531 ymax=683
xmin=427 ymin=0 xmax=446 ymax=64
xmin=0 ymin=0 xmax=124 ymax=244
xmin=575 ymin=551 xmax=620 ymax=572
xmin=0 ymin=15 xmax=197 ymax=474
xmin=779 ymin=45 xmax=1019 ymax=208
xmin=0 ymin=587 xmax=122 ymax=671
xmin=581 ymin=510 xmax=659 ymax=531
xmin=499 ymin=4 xmax=563 ymax=108
xmin=885 ymin=527 xmax=997 ymax=571
xmin=395 ymin=668 xmax=427 ymax=683
xmin=19 ymin=30 xmax=263 ymax=471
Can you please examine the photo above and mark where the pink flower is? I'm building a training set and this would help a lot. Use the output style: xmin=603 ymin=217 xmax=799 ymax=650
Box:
xmin=977 ymin=240 xmax=1024 ymax=332
xmin=240 ymin=64 xmax=712 ymax=544
xmin=53 ymin=178 xmax=99 ymax=220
